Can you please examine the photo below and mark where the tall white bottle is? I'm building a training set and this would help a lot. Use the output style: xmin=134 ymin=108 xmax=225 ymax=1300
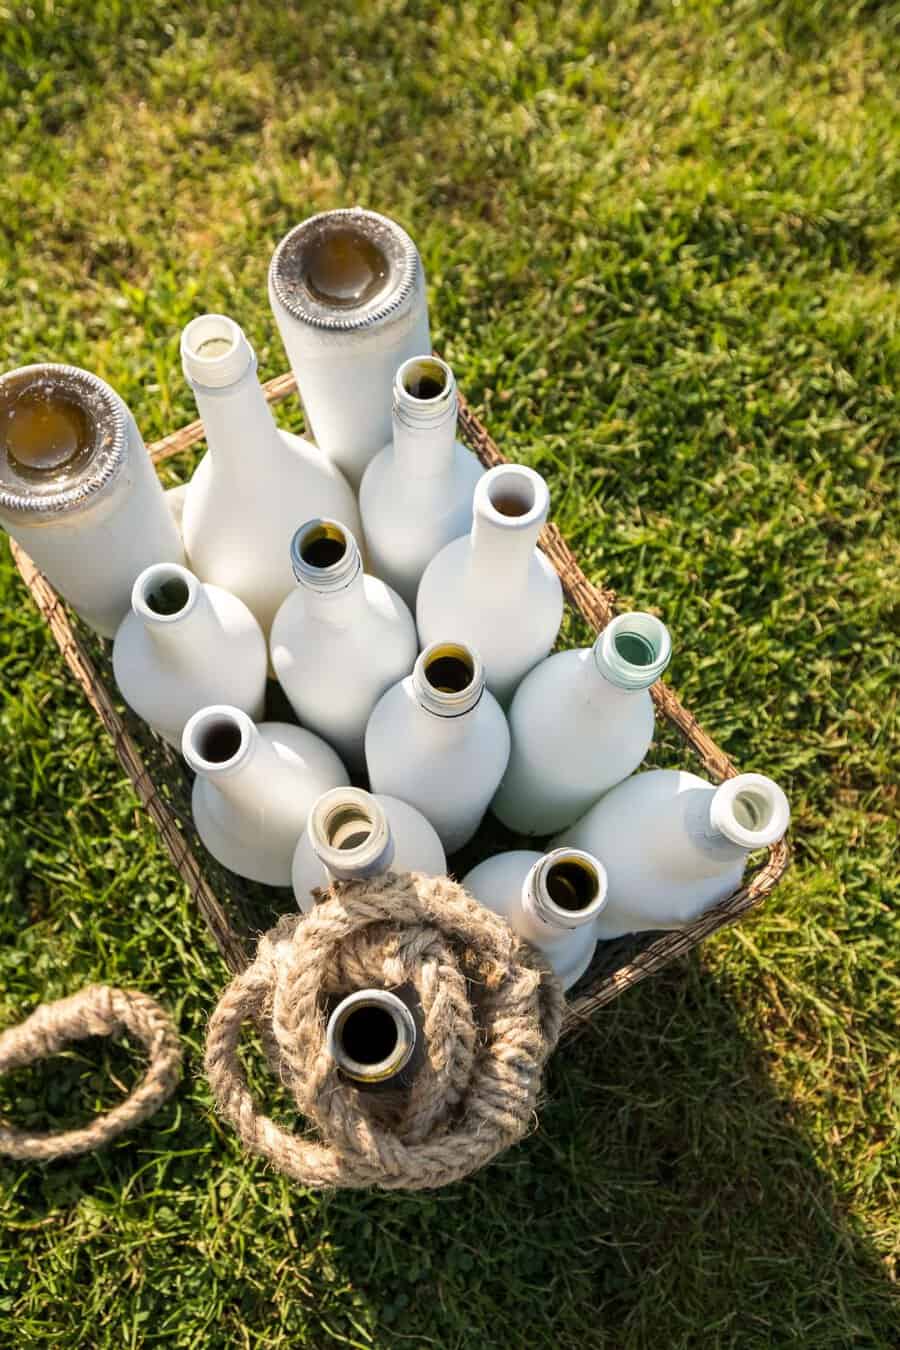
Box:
xmin=492 ymin=612 xmax=672 ymax=835
xmin=359 ymin=355 xmax=484 ymax=609
xmin=270 ymin=519 xmax=417 ymax=771
xmin=365 ymin=641 xmax=510 ymax=854
xmin=182 ymin=705 xmax=349 ymax=887
xmin=179 ymin=314 xmax=361 ymax=635
xmin=292 ymin=786 xmax=446 ymax=912
xmin=268 ymin=208 xmax=430 ymax=490
xmin=555 ymin=769 xmax=790 ymax=938
xmin=416 ymin=464 xmax=563 ymax=706
xmin=463 ymin=848 xmax=609 ymax=990
xmin=113 ymin=562 xmax=267 ymax=748
xmin=0 ymin=364 xmax=184 ymax=637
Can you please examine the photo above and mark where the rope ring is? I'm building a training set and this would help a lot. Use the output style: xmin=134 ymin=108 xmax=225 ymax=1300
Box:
xmin=205 ymin=872 xmax=565 ymax=1190
xmin=0 ymin=985 xmax=182 ymax=1162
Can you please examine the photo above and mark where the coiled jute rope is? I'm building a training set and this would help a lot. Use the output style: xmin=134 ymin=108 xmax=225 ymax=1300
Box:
xmin=0 ymin=985 xmax=182 ymax=1161
xmin=205 ymin=871 xmax=566 ymax=1190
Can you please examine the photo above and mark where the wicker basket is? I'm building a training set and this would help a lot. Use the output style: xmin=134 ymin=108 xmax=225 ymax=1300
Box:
xmin=9 ymin=372 xmax=789 ymax=1034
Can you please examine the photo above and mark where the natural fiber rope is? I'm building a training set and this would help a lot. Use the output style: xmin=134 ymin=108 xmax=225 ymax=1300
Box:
xmin=205 ymin=872 xmax=566 ymax=1190
xmin=0 ymin=985 xmax=182 ymax=1161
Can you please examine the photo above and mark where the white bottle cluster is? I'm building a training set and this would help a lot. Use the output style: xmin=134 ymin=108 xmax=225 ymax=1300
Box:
xmin=0 ymin=204 xmax=791 ymax=1009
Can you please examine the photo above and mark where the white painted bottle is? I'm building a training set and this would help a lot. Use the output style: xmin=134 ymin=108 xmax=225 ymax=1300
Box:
xmin=292 ymin=786 xmax=446 ymax=912
xmin=463 ymin=848 xmax=608 ymax=990
xmin=416 ymin=464 xmax=563 ymax=706
xmin=365 ymin=641 xmax=510 ymax=854
xmin=325 ymin=989 xmax=419 ymax=1088
xmin=268 ymin=207 xmax=430 ymax=490
xmin=359 ymin=355 xmax=484 ymax=609
xmin=182 ymin=705 xmax=349 ymax=887
xmin=492 ymin=612 xmax=672 ymax=835
xmin=0 ymin=364 xmax=184 ymax=637
xmin=113 ymin=563 xmax=267 ymax=749
xmin=270 ymin=519 xmax=417 ymax=771
xmin=555 ymin=769 xmax=791 ymax=938
xmin=179 ymin=314 xmax=361 ymax=636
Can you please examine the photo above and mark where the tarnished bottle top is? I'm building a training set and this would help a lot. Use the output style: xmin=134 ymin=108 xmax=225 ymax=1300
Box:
xmin=0 ymin=364 xmax=126 ymax=521
xmin=269 ymin=208 xmax=422 ymax=332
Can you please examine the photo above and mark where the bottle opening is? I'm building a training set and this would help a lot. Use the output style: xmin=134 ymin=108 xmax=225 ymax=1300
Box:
xmin=425 ymin=645 xmax=474 ymax=694
xmin=0 ymin=376 xmax=94 ymax=477
xmin=545 ymin=857 xmax=601 ymax=912
xmin=339 ymin=1003 xmax=398 ymax=1066
xmin=614 ymin=630 xmax=658 ymax=667
xmin=731 ymin=788 xmax=774 ymax=832
xmin=145 ymin=576 xmax=190 ymax=616
xmin=196 ymin=716 xmax=243 ymax=764
xmin=401 ymin=357 xmax=448 ymax=401
xmin=299 ymin=521 xmax=348 ymax=570
xmin=185 ymin=315 xmax=238 ymax=361
xmin=326 ymin=805 xmax=374 ymax=852
xmin=488 ymin=471 xmax=536 ymax=518
xmin=303 ymin=227 xmax=390 ymax=309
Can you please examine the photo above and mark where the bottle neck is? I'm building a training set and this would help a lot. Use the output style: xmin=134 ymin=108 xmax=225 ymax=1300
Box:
xmin=519 ymin=849 xmax=608 ymax=945
xmin=391 ymin=355 xmax=458 ymax=481
xmin=184 ymin=317 xmax=280 ymax=481
xmin=593 ymin=612 xmax=672 ymax=692
xmin=132 ymin=564 xmax=220 ymax=660
xmin=411 ymin=642 xmax=485 ymax=729
xmin=325 ymin=989 xmax=417 ymax=1086
xmin=307 ymin=788 xmax=396 ymax=881
xmin=469 ymin=465 xmax=549 ymax=582
xmin=182 ymin=707 xmax=281 ymax=811
xmin=290 ymin=519 xmax=368 ymax=628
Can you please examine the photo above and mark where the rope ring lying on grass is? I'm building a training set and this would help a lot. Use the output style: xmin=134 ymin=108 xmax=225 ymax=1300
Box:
xmin=0 ymin=985 xmax=182 ymax=1162
xmin=205 ymin=871 xmax=565 ymax=1190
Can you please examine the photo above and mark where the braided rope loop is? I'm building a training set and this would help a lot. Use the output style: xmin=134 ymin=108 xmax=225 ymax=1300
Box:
xmin=205 ymin=872 xmax=565 ymax=1190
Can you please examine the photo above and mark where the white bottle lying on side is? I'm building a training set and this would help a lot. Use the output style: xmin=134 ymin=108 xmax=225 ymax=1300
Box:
xmin=182 ymin=705 xmax=349 ymax=887
xmin=463 ymin=848 xmax=608 ymax=990
xmin=270 ymin=519 xmax=417 ymax=771
xmin=492 ymin=612 xmax=672 ymax=835
xmin=180 ymin=314 xmax=361 ymax=636
xmin=359 ymin=355 xmax=484 ymax=610
xmin=554 ymin=769 xmax=790 ymax=938
xmin=416 ymin=464 xmax=563 ymax=706
xmin=113 ymin=562 xmax=267 ymax=749
xmin=292 ymin=786 xmax=446 ymax=912
xmin=365 ymin=641 xmax=510 ymax=855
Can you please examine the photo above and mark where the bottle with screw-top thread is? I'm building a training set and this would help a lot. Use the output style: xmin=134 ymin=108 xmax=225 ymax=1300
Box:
xmin=270 ymin=519 xmax=417 ymax=772
xmin=268 ymin=208 xmax=430 ymax=490
xmin=554 ymin=769 xmax=791 ymax=938
xmin=492 ymin=612 xmax=673 ymax=835
xmin=179 ymin=313 xmax=361 ymax=636
xmin=359 ymin=355 xmax=484 ymax=609
xmin=292 ymin=786 xmax=445 ymax=912
xmin=365 ymin=641 xmax=510 ymax=854
xmin=0 ymin=364 xmax=184 ymax=637
xmin=416 ymin=463 xmax=563 ymax=706
xmin=463 ymin=848 xmax=609 ymax=990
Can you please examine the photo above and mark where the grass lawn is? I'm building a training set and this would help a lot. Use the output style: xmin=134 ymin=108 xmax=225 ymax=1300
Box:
xmin=0 ymin=1 xmax=898 ymax=1345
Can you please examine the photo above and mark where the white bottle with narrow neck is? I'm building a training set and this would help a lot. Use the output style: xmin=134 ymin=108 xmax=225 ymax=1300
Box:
xmin=359 ymin=355 xmax=484 ymax=609
xmin=365 ymin=641 xmax=510 ymax=855
xmin=463 ymin=848 xmax=608 ymax=990
xmin=182 ymin=705 xmax=349 ymax=887
xmin=492 ymin=612 xmax=672 ymax=835
xmin=416 ymin=464 xmax=564 ymax=706
xmin=554 ymin=769 xmax=790 ymax=938
xmin=179 ymin=314 xmax=361 ymax=636
xmin=268 ymin=208 xmax=430 ymax=490
xmin=270 ymin=519 xmax=418 ymax=772
xmin=292 ymin=786 xmax=446 ymax=912
xmin=112 ymin=563 xmax=267 ymax=748
xmin=0 ymin=364 xmax=184 ymax=637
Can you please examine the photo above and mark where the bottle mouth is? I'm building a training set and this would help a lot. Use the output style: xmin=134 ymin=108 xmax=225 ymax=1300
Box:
xmin=307 ymin=788 xmax=395 ymax=881
xmin=528 ymin=849 xmax=609 ymax=930
xmin=182 ymin=705 xmax=253 ymax=777
xmin=473 ymin=464 xmax=550 ymax=531
xmin=412 ymin=641 xmax=484 ymax=717
xmin=392 ymin=355 xmax=457 ymax=427
xmin=132 ymin=563 xmax=198 ymax=624
xmin=593 ymin=612 xmax=672 ymax=691
xmin=0 ymin=364 xmax=126 ymax=519
xmin=709 ymin=773 xmax=790 ymax=850
xmin=289 ymin=518 xmax=362 ymax=592
xmin=269 ymin=208 xmax=420 ymax=332
xmin=180 ymin=314 xmax=254 ymax=389
xmin=326 ymin=989 xmax=417 ymax=1085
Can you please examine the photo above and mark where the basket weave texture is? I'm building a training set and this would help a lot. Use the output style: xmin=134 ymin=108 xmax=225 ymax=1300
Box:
xmin=9 ymin=371 xmax=789 ymax=1035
